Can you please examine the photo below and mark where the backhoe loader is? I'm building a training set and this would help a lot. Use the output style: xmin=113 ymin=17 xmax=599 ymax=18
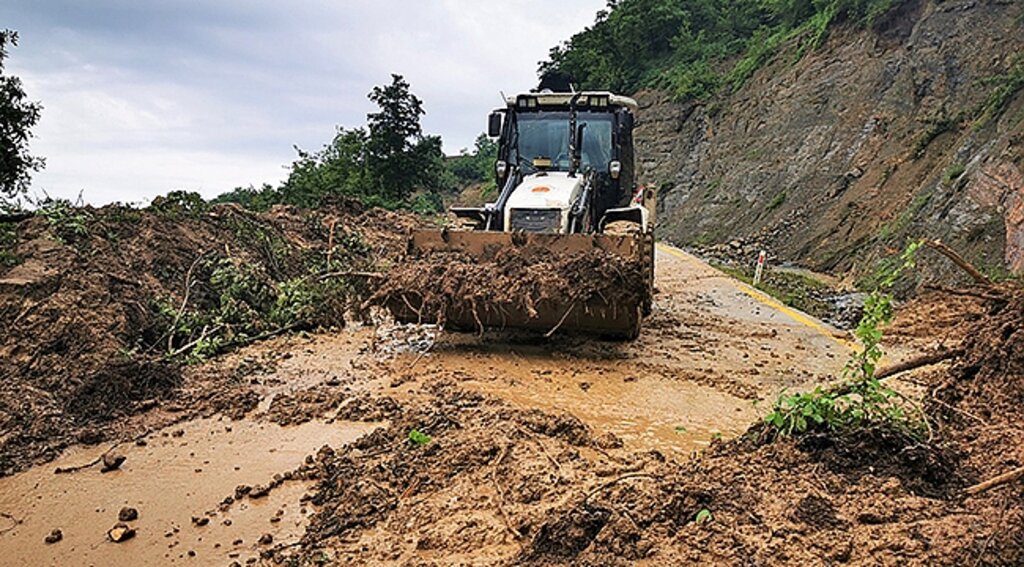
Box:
xmin=386 ymin=88 xmax=654 ymax=339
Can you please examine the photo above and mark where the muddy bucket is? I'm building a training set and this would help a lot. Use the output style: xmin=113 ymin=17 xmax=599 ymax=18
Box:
xmin=384 ymin=229 xmax=654 ymax=339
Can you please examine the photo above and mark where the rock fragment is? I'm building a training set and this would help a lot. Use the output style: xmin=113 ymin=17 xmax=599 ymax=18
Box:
xmin=100 ymin=452 xmax=126 ymax=472
xmin=44 ymin=529 xmax=63 ymax=544
xmin=107 ymin=522 xmax=136 ymax=543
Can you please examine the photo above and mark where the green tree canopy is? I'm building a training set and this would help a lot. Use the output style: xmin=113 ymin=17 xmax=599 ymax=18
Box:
xmin=366 ymin=74 xmax=433 ymax=202
xmin=0 ymin=30 xmax=44 ymax=201
xmin=542 ymin=0 xmax=899 ymax=100
xmin=448 ymin=134 xmax=499 ymax=185
xmin=216 ymin=74 xmax=454 ymax=213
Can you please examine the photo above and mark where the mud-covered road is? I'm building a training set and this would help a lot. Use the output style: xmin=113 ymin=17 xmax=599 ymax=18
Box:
xmin=0 ymin=245 xmax=926 ymax=565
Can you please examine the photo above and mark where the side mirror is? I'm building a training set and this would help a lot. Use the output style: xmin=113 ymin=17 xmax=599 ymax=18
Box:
xmin=574 ymin=124 xmax=586 ymax=160
xmin=488 ymin=112 xmax=502 ymax=138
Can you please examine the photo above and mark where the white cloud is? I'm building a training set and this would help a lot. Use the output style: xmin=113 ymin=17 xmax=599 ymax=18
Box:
xmin=4 ymin=0 xmax=604 ymax=204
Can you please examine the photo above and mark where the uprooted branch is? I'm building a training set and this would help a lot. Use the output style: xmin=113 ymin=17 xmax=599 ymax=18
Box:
xmin=964 ymin=465 xmax=1024 ymax=496
xmin=925 ymin=240 xmax=992 ymax=286
xmin=875 ymin=349 xmax=963 ymax=380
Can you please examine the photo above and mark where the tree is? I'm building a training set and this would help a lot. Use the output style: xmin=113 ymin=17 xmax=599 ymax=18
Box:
xmin=219 ymin=74 xmax=452 ymax=212
xmin=365 ymin=74 xmax=431 ymax=202
xmin=448 ymin=134 xmax=498 ymax=185
xmin=279 ymin=126 xmax=368 ymax=207
xmin=0 ymin=30 xmax=44 ymax=201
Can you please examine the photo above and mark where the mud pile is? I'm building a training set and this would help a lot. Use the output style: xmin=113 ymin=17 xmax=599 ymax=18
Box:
xmin=370 ymin=247 xmax=646 ymax=330
xmin=267 ymin=285 xmax=1024 ymax=565
xmin=0 ymin=198 xmax=416 ymax=475
xmin=927 ymin=284 xmax=1024 ymax=561
xmin=267 ymin=371 xmax=998 ymax=566
xmin=934 ymin=285 xmax=1024 ymax=417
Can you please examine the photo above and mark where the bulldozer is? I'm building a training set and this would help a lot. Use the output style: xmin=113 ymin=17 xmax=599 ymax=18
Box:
xmin=386 ymin=88 xmax=654 ymax=339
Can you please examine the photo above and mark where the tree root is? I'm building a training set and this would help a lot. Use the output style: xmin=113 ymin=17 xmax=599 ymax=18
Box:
xmin=875 ymin=349 xmax=963 ymax=380
xmin=964 ymin=465 xmax=1024 ymax=496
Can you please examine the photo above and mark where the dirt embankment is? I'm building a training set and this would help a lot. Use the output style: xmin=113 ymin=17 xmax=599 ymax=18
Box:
xmin=0 ymin=197 xmax=418 ymax=475
xmin=639 ymin=0 xmax=1024 ymax=285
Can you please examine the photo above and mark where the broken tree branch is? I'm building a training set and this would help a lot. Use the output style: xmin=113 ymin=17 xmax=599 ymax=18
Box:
xmin=0 ymin=512 xmax=21 ymax=535
xmin=875 ymin=349 xmax=963 ymax=380
xmin=489 ymin=444 xmax=521 ymax=541
xmin=582 ymin=473 xmax=657 ymax=507
xmin=925 ymin=240 xmax=992 ymax=286
xmin=964 ymin=465 xmax=1024 ymax=496
xmin=168 ymin=253 xmax=208 ymax=353
xmin=318 ymin=270 xmax=385 ymax=280
xmin=545 ymin=300 xmax=578 ymax=338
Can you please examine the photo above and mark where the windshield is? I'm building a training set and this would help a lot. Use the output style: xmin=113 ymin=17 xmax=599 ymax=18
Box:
xmin=514 ymin=111 xmax=613 ymax=173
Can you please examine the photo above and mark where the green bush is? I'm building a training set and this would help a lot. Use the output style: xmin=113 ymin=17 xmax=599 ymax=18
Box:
xmin=149 ymin=190 xmax=210 ymax=219
xmin=764 ymin=241 xmax=925 ymax=438
xmin=974 ymin=54 xmax=1024 ymax=127
xmin=0 ymin=223 xmax=19 ymax=267
xmin=36 ymin=197 xmax=92 ymax=244
xmin=542 ymin=0 xmax=901 ymax=100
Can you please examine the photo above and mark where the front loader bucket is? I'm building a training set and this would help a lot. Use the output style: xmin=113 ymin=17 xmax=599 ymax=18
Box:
xmin=384 ymin=230 xmax=654 ymax=339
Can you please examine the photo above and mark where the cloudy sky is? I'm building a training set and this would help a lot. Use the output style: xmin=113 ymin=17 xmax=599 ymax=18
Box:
xmin=2 ymin=1 xmax=603 ymax=205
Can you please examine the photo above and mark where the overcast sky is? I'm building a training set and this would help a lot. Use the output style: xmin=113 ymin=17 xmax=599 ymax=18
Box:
xmin=2 ymin=1 xmax=603 ymax=205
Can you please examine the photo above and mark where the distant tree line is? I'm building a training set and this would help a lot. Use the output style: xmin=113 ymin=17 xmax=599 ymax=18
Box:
xmin=541 ymin=0 xmax=901 ymax=100
xmin=216 ymin=74 xmax=494 ymax=214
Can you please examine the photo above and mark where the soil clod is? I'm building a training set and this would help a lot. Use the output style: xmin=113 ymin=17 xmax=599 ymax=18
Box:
xmin=107 ymin=523 xmax=136 ymax=543
xmin=100 ymin=453 xmax=126 ymax=473
xmin=43 ymin=529 xmax=62 ymax=544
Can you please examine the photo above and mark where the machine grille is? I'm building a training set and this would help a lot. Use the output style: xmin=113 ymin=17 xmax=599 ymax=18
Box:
xmin=509 ymin=208 xmax=561 ymax=233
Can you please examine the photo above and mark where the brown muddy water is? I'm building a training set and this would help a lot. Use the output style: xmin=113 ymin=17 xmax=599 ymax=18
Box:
xmin=400 ymin=343 xmax=756 ymax=457
xmin=468 ymin=367 xmax=753 ymax=455
xmin=0 ymin=417 xmax=378 ymax=566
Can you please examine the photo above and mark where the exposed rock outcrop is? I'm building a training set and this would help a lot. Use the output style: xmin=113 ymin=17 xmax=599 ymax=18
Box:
xmin=638 ymin=0 xmax=1023 ymax=285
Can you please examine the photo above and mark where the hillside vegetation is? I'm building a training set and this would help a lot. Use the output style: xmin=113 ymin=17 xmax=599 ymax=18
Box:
xmin=543 ymin=0 xmax=900 ymax=100
xmin=546 ymin=0 xmax=1024 ymax=285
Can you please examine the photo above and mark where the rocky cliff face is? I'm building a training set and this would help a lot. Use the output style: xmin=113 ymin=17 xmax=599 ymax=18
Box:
xmin=636 ymin=0 xmax=1023 ymax=285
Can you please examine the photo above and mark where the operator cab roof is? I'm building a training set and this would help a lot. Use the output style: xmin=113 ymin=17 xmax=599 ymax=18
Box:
xmin=505 ymin=91 xmax=638 ymax=113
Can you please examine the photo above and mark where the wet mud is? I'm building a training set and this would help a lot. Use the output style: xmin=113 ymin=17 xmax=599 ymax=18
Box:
xmin=1 ymin=233 xmax=1020 ymax=565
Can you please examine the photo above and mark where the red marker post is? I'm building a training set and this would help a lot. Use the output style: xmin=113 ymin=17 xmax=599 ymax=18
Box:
xmin=753 ymin=250 xmax=766 ymax=287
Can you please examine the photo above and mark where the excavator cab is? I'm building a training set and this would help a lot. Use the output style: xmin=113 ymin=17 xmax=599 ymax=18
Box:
xmin=452 ymin=91 xmax=649 ymax=237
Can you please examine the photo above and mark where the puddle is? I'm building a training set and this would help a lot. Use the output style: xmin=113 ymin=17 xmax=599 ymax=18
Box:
xmin=0 ymin=417 xmax=378 ymax=566
xmin=472 ymin=373 xmax=752 ymax=456
xmin=426 ymin=351 xmax=755 ymax=456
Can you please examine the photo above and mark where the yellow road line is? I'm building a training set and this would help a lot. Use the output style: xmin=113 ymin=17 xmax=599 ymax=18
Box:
xmin=656 ymin=243 xmax=858 ymax=352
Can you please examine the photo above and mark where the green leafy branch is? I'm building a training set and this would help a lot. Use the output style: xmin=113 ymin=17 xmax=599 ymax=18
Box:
xmin=764 ymin=241 xmax=925 ymax=437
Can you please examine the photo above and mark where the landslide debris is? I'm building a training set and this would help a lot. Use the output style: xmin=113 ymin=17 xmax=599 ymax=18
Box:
xmin=268 ymin=283 xmax=1024 ymax=566
xmin=0 ymin=196 xmax=417 ymax=475
xmin=369 ymin=246 xmax=646 ymax=330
